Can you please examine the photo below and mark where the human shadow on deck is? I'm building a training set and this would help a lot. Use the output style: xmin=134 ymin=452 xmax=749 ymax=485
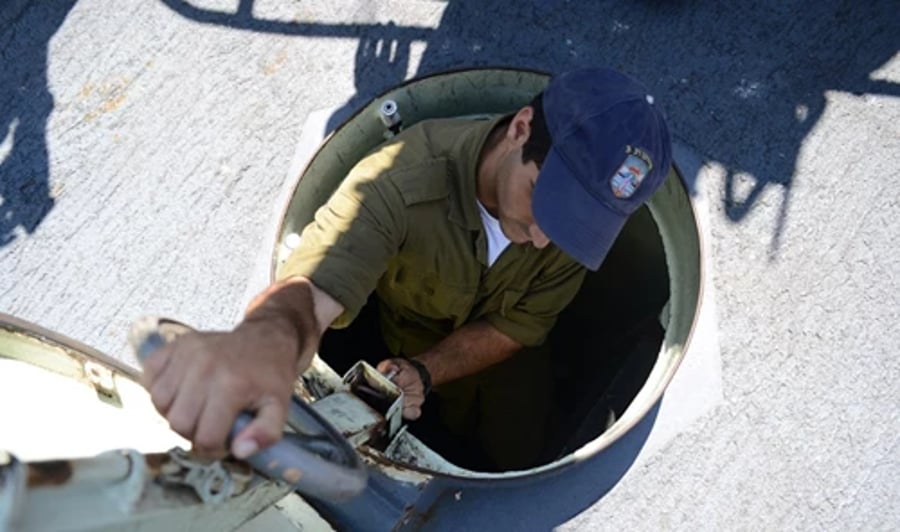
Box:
xmin=409 ymin=0 xmax=900 ymax=258
xmin=0 ymin=0 xmax=77 ymax=247
xmin=158 ymin=0 xmax=426 ymax=135
xmin=156 ymin=0 xmax=898 ymax=525
xmin=160 ymin=0 xmax=898 ymax=256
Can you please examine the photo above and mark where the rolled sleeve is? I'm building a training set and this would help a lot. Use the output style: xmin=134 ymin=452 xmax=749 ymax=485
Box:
xmin=484 ymin=256 xmax=586 ymax=346
xmin=279 ymin=166 xmax=406 ymax=328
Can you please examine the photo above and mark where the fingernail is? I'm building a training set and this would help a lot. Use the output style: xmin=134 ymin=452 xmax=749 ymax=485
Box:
xmin=232 ymin=439 xmax=259 ymax=459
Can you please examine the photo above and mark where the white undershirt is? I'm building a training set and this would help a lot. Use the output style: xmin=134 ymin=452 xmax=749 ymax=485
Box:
xmin=476 ymin=200 xmax=511 ymax=268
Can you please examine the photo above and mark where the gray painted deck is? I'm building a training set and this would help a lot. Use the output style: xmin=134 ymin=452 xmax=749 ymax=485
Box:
xmin=1 ymin=1 xmax=897 ymax=529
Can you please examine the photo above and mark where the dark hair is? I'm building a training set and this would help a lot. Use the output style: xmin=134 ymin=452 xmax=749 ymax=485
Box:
xmin=488 ymin=93 xmax=552 ymax=166
xmin=521 ymin=92 xmax=551 ymax=167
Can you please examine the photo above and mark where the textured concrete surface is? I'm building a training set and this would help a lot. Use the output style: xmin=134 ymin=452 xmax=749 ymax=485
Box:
xmin=1 ymin=0 xmax=898 ymax=530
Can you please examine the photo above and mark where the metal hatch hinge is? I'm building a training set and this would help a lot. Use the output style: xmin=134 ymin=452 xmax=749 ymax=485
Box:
xmin=156 ymin=448 xmax=252 ymax=505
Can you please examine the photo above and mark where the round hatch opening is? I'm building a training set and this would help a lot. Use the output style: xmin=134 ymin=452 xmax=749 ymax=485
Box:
xmin=272 ymin=68 xmax=701 ymax=477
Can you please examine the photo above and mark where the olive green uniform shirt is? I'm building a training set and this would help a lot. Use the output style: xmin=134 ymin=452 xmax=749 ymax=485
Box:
xmin=280 ymin=116 xmax=586 ymax=356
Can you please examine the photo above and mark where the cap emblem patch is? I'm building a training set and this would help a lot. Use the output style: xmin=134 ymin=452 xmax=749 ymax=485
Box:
xmin=610 ymin=146 xmax=652 ymax=199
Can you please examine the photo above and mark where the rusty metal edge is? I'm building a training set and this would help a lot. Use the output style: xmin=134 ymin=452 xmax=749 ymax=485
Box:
xmin=0 ymin=313 xmax=141 ymax=381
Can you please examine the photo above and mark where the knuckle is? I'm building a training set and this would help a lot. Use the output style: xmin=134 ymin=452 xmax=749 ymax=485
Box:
xmin=142 ymin=352 xmax=166 ymax=376
xmin=180 ymin=332 xmax=205 ymax=350
xmin=194 ymin=431 xmax=225 ymax=454
xmin=220 ymin=372 xmax=250 ymax=397
xmin=257 ymin=425 xmax=282 ymax=445
xmin=150 ymin=382 xmax=173 ymax=412
xmin=191 ymin=447 xmax=222 ymax=460
xmin=188 ymin=349 xmax=216 ymax=376
xmin=150 ymin=393 xmax=169 ymax=414
xmin=270 ymin=368 xmax=294 ymax=391
xmin=406 ymin=395 xmax=423 ymax=408
xmin=248 ymin=423 xmax=281 ymax=448
xmin=402 ymin=380 xmax=422 ymax=395
xmin=256 ymin=402 xmax=288 ymax=444
xmin=167 ymin=411 xmax=195 ymax=437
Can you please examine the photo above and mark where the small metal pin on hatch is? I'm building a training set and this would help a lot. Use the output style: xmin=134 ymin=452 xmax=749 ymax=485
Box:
xmin=379 ymin=100 xmax=402 ymax=138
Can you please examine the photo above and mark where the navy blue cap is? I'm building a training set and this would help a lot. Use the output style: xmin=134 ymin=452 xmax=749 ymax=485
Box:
xmin=532 ymin=68 xmax=672 ymax=271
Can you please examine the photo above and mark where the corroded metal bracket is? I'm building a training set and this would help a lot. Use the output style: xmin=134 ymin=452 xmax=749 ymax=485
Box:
xmin=156 ymin=448 xmax=253 ymax=505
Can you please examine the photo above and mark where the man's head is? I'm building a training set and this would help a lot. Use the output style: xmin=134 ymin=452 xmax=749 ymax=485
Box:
xmin=485 ymin=103 xmax=552 ymax=250
xmin=529 ymin=68 xmax=672 ymax=270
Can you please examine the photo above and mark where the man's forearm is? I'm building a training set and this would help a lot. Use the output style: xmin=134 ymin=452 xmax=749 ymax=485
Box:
xmin=413 ymin=320 xmax=522 ymax=386
xmin=243 ymin=277 xmax=344 ymax=372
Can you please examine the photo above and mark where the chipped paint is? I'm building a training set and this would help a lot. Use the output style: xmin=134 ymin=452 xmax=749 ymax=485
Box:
xmin=80 ymin=77 xmax=133 ymax=122
xmin=358 ymin=447 xmax=432 ymax=486
xmin=84 ymin=93 xmax=126 ymax=122
xmin=261 ymin=50 xmax=288 ymax=76
xmin=0 ymin=315 xmax=187 ymax=462
xmin=379 ymin=428 xmax=474 ymax=478
xmin=281 ymin=467 xmax=302 ymax=484
xmin=84 ymin=360 xmax=121 ymax=406
xmin=24 ymin=451 xmax=255 ymax=497
xmin=26 ymin=461 xmax=72 ymax=487
xmin=77 ymin=83 xmax=94 ymax=99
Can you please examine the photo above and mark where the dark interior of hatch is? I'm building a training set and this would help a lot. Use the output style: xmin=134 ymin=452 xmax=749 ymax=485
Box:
xmin=317 ymin=205 xmax=669 ymax=472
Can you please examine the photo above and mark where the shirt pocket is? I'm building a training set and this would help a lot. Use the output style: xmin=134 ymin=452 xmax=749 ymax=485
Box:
xmin=386 ymin=265 xmax=478 ymax=326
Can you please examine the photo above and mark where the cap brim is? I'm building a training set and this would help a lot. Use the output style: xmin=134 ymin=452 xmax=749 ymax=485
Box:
xmin=533 ymin=148 xmax=627 ymax=271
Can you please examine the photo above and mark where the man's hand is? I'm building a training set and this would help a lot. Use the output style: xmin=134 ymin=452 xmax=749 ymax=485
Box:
xmin=139 ymin=277 xmax=343 ymax=459
xmin=376 ymin=358 xmax=428 ymax=420
xmin=140 ymin=318 xmax=300 ymax=459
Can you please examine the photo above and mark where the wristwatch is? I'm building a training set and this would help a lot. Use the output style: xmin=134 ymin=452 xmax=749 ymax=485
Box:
xmin=407 ymin=358 xmax=433 ymax=397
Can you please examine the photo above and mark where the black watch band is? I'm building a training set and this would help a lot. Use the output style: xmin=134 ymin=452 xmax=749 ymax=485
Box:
xmin=407 ymin=358 xmax=432 ymax=397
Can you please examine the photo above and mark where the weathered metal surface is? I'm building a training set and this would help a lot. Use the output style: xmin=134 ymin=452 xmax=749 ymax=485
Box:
xmin=127 ymin=316 xmax=368 ymax=502
xmin=0 ymin=316 xmax=189 ymax=462
xmin=245 ymin=493 xmax=337 ymax=532
xmin=25 ymin=461 xmax=74 ymax=488
xmin=154 ymin=448 xmax=254 ymax=505
xmin=343 ymin=361 xmax=404 ymax=442
xmin=9 ymin=434 xmax=271 ymax=514
xmin=0 ymin=452 xmax=26 ymax=531
xmin=5 ymin=446 xmax=296 ymax=531
xmin=15 ymin=468 xmax=292 ymax=532
xmin=381 ymin=430 xmax=471 ymax=478
xmin=309 ymin=391 xmax=383 ymax=448
xmin=0 ymin=315 xmax=319 ymax=531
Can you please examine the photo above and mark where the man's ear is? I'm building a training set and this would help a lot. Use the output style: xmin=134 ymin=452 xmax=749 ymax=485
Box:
xmin=507 ymin=105 xmax=534 ymax=147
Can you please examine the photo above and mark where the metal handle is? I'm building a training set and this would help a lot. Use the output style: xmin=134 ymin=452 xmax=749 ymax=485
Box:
xmin=129 ymin=316 xmax=367 ymax=501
